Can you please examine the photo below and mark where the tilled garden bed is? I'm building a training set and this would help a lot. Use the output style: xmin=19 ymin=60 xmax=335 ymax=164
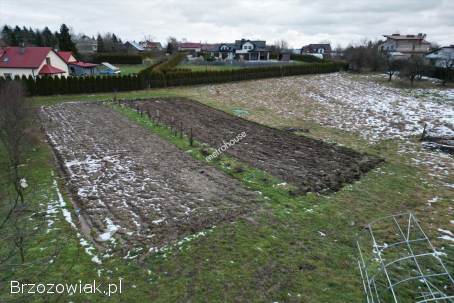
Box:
xmin=40 ymin=102 xmax=259 ymax=256
xmin=134 ymin=98 xmax=382 ymax=193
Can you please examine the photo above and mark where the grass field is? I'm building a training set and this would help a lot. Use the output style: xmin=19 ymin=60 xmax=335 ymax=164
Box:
xmin=1 ymin=73 xmax=452 ymax=302
xmin=178 ymin=63 xmax=243 ymax=71
xmin=118 ymin=64 xmax=149 ymax=75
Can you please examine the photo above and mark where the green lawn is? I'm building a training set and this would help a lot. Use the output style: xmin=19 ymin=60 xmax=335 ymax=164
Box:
xmin=118 ymin=64 xmax=149 ymax=75
xmin=178 ymin=63 xmax=243 ymax=71
xmin=1 ymin=83 xmax=452 ymax=302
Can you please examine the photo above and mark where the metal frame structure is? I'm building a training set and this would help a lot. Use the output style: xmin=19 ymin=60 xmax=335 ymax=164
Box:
xmin=357 ymin=213 xmax=454 ymax=303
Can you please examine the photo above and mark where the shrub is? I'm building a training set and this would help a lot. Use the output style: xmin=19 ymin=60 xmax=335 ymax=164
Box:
xmin=291 ymin=54 xmax=325 ymax=63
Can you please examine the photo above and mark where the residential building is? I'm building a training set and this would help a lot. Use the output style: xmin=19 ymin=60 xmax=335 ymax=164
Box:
xmin=204 ymin=39 xmax=271 ymax=61
xmin=0 ymin=46 xmax=69 ymax=78
xmin=75 ymin=35 xmax=97 ymax=54
xmin=379 ymin=33 xmax=431 ymax=58
xmin=124 ymin=41 xmax=145 ymax=54
xmin=425 ymin=45 xmax=454 ymax=68
xmin=139 ymin=41 xmax=163 ymax=51
xmin=300 ymin=44 xmax=332 ymax=58
xmin=178 ymin=42 xmax=202 ymax=53
xmin=58 ymin=51 xmax=98 ymax=76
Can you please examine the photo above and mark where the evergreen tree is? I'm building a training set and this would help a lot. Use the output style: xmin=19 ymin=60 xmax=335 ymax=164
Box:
xmin=34 ymin=30 xmax=43 ymax=46
xmin=57 ymin=24 xmax=78 ymax=54
xmin=42 ymin=27 xmax=57 ymax=47
xmin=1 ymin=25 xmax=13 ymax=45
xmin=96 ymin=34 xmax=105 ymax=53
xmin=112 ymin=34 xmax=120 ymax=51
xmin=12 ymin=26 xmax=22 ymax=46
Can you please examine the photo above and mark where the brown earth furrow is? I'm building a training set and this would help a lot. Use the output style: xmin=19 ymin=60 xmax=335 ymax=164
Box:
xmin=135 ymin=98 xmax=382 ymax=193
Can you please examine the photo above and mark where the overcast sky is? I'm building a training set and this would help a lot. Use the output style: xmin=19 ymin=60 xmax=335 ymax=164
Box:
xmin=1 ymin=0 xmax=453 ymax=48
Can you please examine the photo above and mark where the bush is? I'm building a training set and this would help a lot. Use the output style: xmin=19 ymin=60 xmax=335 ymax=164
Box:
xmin=153 ymin=52 xmax=186 ymax=72
xmin=291 ymin=54 xmax=325 ymax=63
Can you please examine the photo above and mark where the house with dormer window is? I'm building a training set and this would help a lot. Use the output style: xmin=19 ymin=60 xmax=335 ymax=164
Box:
xmin=204 ymin=39 xmax=271 ymax=61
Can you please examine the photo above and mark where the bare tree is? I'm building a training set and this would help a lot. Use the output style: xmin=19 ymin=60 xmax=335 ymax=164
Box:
xmin=384 ymin=56 xmax=404 ymax=82
xmin=273 ymin=39 xmax=289 ymax=51
xmin=0 ymin=82 xmax=30 ymax=215
xmin=142 ymin=34 xmax=156 ymax=42
xmin=343 ymin=39 xmax=385 ymax=72
xmin=399 ymin=56 xmax=424 ymax=85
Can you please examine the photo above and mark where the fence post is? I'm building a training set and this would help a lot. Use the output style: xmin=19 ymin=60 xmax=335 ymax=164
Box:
xmin=420 ymin=123 xmax=427 ymax=141
xmin=179 ymin=122 xmax=183 ymax=138
xmin=189 ymin=128 xmax=193 ymax=146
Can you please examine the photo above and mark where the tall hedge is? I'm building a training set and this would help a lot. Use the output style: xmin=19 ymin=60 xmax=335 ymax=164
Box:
xmin=291 ymin=54 xmax=325 ymax=63
xmin=142 ymin=62 xmax=345 ymax=88
xmin=8 ymin=62 xmax=344 ymax=96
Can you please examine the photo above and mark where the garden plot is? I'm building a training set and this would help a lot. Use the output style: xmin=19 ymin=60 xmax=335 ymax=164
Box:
xmin=134 ymin=98 xmax=381 ymax=193
xmin=40 ymin=103 xmax=259 ymax=257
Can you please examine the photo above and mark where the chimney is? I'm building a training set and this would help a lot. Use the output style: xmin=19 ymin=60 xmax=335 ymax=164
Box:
xmin=20 ymin=43 xmax=25 ymax=54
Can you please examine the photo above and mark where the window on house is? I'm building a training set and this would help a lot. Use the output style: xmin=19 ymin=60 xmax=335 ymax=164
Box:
xmin=46 ymin=57 xmax=51 ymax=65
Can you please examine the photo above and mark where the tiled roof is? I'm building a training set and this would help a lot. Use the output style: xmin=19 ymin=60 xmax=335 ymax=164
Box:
xmin=179 ymin=42 xmax=202 ymax=49
xmin=69 ymin=61 xmax=97 ymax=68
xmin=38 ymin=64 xmax=66 ymax=75
xmin=57 ymin=51 xmax=76 ymax=63
xmin=0 ymin=47 xmax=53 ymax=68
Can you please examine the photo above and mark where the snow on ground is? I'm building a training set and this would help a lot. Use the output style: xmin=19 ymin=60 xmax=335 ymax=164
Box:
xmin=302 ymin=73 xmax=454 ymax=142
xmin=48 ymin=172 xmax=102 ymax=264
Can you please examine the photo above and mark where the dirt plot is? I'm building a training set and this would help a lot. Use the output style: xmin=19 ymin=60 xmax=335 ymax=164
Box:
xmin=40 ymin=103 xmax=259 ymax=256
xmin=134 ymin=98 xmax=382 ymax=193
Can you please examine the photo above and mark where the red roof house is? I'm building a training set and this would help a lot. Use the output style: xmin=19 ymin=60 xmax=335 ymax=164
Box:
xmin=178 ymin=42 xmax=202 ymax=52
xmin=0 ymin=46 xmax=69 ymax=78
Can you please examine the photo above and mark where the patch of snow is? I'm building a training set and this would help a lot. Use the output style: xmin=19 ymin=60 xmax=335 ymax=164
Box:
xmin=98 ymin=217 xmax=120 ymax=242
xmin=438 ymin=228 xmax=453 ymax=237
xmin=20 ymin=178 xmax=28 ymax=189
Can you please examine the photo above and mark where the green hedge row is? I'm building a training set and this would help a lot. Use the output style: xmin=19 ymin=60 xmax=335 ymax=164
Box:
xmin=0 ymin=62 xmax=344 ymax=96
xmin=142 ymin=62 xmax=345 ymax=88
xmin=137 ymin=57 xmax=168 ymax=75
xmin=153 ymin=52 xmax=186 ymax=72
xmin=0 ymin=75 xmax=144 ymax=96
xmin=290 ymin=54 xmax=325 ymax=63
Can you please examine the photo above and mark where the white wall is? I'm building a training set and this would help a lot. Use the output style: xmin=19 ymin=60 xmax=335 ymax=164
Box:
xmin=0 ymin=67 xmax=36 ymax=78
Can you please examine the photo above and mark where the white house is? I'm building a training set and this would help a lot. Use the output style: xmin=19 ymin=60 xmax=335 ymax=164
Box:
xmin=425 ymin=45 xmax=454 ymax=68
xmin=0 ymin=46 xmax=69 ymax=78
xmin=204 ymin=39 xmax=271 ymax=61
xmin=379 ymin=33 xmax=431 ymax=58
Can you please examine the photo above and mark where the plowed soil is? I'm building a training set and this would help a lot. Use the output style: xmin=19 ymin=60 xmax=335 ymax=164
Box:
xmin=40 ymin=103 xmax=259 ymax=255
xmin=134 ymin=98 xmax=382 ymax=193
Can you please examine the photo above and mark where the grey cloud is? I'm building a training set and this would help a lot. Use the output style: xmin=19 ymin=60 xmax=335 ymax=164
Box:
xmin=0 ymin=0 xmax=452 ymax=47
